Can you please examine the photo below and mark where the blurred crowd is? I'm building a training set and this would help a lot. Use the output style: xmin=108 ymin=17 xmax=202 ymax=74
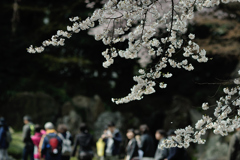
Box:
xmin=0 ymin=115 xmax=240 ymax=160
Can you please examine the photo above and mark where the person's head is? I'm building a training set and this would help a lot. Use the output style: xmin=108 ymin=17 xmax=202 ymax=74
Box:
xmin=107 ymin=122 xmax=116 ymax=133
xmin=167 ymin=129 xmax=176 ymax=137
xmin=0 ymin=117 xmax=6 ymax=126
xmin=103 ymin=125 xmax=108 ymax=134
xmin=34 ymin=124 xmax=41 ymax=133
xmin=57 ymin=124 xmax=68 ymax=133
xmin=23 ymin=115 xmax=32 ymax=124
xmin=80 ymin=123 xmax=88 ymax=133
xmin=126 ymin=129 xmax=135 ymax=140
xmin=139 ymin=124 xmax=149 ymax=134
xmin=155 ymin=129 xmax=166 ymax=140
xmin=134 ymin=129 xmax=140 ymax=136
xmin=44 ymin=122 xmax=54 ymax=130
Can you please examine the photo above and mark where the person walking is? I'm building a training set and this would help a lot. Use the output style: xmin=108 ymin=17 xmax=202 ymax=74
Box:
xmin=22 ymin=115 xmax=35 ymax=160
xmin=0 ymin=117 xmax=11 ymax=160
xmin=31 ymin=125 xmax=44 ymax=160
xmin=39 ymin=122 xmax=62 ymax=160
xmin=154 ymin=129 xmax=168 ymax=160
xmin=139 ymin=124 xmax=155 ymax=160
xmin=57 ymin=124 xmax=73 ymax=160
xmin=125 ymin=129 xmax=139 ymax=160
xmin=102 ymin=122 xmax=122 ymax=160
xmin=72 ymin=123 xmax=94 ymax=160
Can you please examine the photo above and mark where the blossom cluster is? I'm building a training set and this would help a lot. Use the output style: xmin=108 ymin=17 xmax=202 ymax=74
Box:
xmin=27 ymin=0 xmax=237 ymax=104
xmin=159 ymin=73 xmax=240 ymax=148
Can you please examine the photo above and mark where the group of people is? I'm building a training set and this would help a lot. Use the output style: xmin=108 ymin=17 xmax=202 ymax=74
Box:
xmin=22 ymin=115 xmax=94 ymax=160
xmin=2 ymin=115 xmax=240 ymax=160
xmin=0 ymin=115 xmax=94 ymax=160
xmin=0 ymin=115 xmax=185 ymax=160
xmin=97 ymin=123 xmax=187 ymax=160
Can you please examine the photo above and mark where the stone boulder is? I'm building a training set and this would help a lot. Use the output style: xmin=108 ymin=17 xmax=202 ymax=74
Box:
xmin=94 ymin=111 xmax=124 ymax=140
xmin=57 ymin=110 xmax=82 ymax=136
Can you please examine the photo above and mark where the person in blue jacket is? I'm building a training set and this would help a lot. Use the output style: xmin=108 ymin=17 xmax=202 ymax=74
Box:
xmin=40 ymin=122 xmax=62 ymax=160
xmin=0 ymin=117 xmax=11 ymax=160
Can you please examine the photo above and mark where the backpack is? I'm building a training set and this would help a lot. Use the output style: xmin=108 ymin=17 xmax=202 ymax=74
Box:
xmin=58 ymin=131 xmax=72 ymax=156
xmin=46 ymin=134 xmax=61 ymax=156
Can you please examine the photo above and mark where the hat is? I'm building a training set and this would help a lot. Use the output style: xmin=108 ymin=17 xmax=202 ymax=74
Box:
xmin=44 ymin=122 xmax=54 ymax=129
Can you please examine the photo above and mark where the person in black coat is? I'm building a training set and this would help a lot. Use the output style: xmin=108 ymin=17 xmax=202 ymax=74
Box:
xmin=154 ymin=129 xmax=168 ymax=160
xmin=139 ymin=124 xmax=155 ymax=159
xmin=164 ymin=130 xmax=186 ymax=160
xmin=72 ymin=123 xmax=94 ymax=160
xmin=126 ymin=129 xmax=139 ymax=160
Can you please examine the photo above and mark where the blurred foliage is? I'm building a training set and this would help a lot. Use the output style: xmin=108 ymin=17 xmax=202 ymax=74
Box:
xmin=0 ymin=0 xmax=137 ymax=106
xmin=8 ymin=132 xmax=24 ymax=159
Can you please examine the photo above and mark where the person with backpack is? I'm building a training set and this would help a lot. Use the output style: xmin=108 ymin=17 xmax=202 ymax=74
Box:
xmin=57 ymin=124 xmax=73 ymax=160
xmin=22 ymin=115 xmax=35 ymax=160
xmin=72 ymin=123 xmax=94 ymax=160
xmin=228 ymin=127 xmax=240 ymax=160
xmin=40 ymin=122 xmax=62 ymax=160
xmin=0 ymin=117 xmax=11 ymax=160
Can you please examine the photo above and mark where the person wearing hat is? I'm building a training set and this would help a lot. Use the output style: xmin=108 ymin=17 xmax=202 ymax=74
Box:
xmin=39 ymin=122 xmax=62 ymax=160
xmin=0 ymin=117 xmax=11 ymax=160
xmin=22 ymin=115 xmax=35 ymax=160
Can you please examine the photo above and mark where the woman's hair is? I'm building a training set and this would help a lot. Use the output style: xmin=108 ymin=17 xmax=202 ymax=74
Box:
xmin=80 ymin=123 xmax=88 ymax=133
xmin=107 ymin=122 xmax=115 ymax=127
xmin=127 ymin=128 xmax=135 ymax=135
xmin=139 ymin=124 xmax=149 ymax=134
xmin=156 ymin=129 xmax=167 ymax=137
xmin=57 ymin=124 xmax=68 ymax=133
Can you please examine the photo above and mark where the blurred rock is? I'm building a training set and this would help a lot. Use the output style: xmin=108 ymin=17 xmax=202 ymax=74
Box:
xmin=58 ymin=94 xmax=105 ymax=136
xmin=57 ymin=110 xmax=82 ymax=136
xmin=94 ymin=111 xmax=124 ymax=140
xmin=61 ymin=95 xmax=104 ymax=124
xmin=197 ymin=134 xmax=228 ymax=160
